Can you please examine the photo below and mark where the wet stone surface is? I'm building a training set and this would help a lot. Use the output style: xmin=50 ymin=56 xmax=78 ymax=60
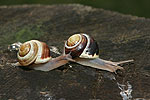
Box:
xmin=0 ymin=4 xmax=150 ymax=100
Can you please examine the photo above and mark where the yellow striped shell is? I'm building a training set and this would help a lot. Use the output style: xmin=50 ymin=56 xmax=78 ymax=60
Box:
xmin=17 ymin=40 xmax=51 ymax=66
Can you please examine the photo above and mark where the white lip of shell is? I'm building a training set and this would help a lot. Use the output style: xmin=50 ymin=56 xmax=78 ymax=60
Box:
xmin=17 ymin=41 xmax=36 ymax=61
xmin=33 ymin=40 xmax=51 ymax=64
xmin=31 ymin=40 xmax=43 ymax=64
xmin=65 ymin=34 xmax=82 ymax=49
xmin=79 ymin=34 xmax=99 ymax=58
xmin=79 ymin=34 xmax=90 ymax=58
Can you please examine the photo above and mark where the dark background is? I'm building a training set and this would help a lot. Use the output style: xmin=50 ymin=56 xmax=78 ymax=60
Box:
xmin=0 ymin=0 xmax=150 ymax=18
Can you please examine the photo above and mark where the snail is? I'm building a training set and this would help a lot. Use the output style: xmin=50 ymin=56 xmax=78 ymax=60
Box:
xmin=64 ymin=33 xmax=133 ymax=72
xmin=13 ymin=40 xmax=72 ymax=71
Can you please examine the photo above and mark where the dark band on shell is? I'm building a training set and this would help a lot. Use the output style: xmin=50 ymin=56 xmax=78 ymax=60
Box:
xmin=65 ymin=34 xmax=87 ymax=58
xmin=41 ymin=42 xmax=50 ymax=59
xmin=86 ymin=37 xmax=99 ymax=57
xmin=65 ymin=33 xmax=99 ymax=59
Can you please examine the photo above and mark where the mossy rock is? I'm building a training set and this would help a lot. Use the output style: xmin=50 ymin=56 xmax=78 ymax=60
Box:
xmin=0 ymin=4 xmax=150 ymax=100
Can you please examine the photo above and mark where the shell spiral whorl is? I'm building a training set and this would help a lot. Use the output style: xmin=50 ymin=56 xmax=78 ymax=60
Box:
xmin=17 ymin=40 xmax=51 ymax=66
xmin=65 ymin=33 xmax=99 ymax=59
xmin=19 ymin=43 xmax=31 ymax=57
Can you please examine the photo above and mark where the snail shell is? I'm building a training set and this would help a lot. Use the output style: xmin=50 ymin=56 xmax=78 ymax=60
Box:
xmin=17 ymin=40 xmax=51 ymax=66
xmin=64 ymin=33 xmax=133 ymax=73
xmin=65 ymin=33 xmax=99 ymax=59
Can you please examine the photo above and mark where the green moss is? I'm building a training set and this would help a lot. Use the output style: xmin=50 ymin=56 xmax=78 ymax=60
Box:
xmin=15 ymin=26 xmax=43 ymax=42
xmin=0 ymin=24 xmax=44 ymax=46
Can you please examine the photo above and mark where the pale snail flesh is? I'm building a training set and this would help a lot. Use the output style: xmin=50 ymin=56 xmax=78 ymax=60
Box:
xmin=64 ymin=33 xmax=133 ymax=73
xmin=14 ymin=40 xmax=70 ymax=71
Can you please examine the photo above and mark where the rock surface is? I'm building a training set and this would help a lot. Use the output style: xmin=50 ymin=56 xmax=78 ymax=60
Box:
xmin=0 ymin=4 xmax=150 ymax=100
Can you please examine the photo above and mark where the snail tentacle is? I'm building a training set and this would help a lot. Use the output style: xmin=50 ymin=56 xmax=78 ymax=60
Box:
xmin=114 ymin=59 xmax=134 ymax=65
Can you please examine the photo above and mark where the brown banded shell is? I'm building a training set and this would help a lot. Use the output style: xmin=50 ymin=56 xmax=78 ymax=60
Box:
xmin=17 ymin=40 xmax=51 ymax=66
xmin=65 ymin=33 xmax=99 ymax=59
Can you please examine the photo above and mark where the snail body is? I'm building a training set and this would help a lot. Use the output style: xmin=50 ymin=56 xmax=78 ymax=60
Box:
xmin=64 ymin=33 xmax=133 ymax=72
xmin=14 ymin=40 xmax=70 ymax=71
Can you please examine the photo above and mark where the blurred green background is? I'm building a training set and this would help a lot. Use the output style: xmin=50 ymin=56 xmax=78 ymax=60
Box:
xmin=0 ymin=0 xmax=149 ymax=18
